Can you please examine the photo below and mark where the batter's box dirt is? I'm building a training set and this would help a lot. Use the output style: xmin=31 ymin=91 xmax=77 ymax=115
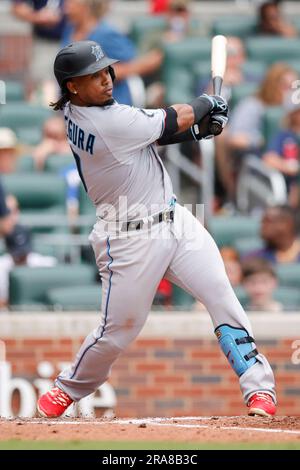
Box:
xmin=0 ymin=416 xmax=300 ymax=444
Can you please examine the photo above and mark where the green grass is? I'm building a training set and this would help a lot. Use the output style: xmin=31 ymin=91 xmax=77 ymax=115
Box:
xmin=0 ymin=441 xmax=300 ymax=450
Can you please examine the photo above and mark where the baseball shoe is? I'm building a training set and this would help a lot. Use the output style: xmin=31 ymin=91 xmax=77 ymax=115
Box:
xmin=37 ymin=386 xmax=73 ymax=418
xmin=247 ymin=392 xmax=276 ymax=417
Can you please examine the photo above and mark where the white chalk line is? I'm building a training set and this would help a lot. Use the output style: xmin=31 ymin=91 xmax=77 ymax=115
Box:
xmin=113 ymin=418 xmax=300 ymax=436
xmin=2 ymin=417 xmax=300 ymax=436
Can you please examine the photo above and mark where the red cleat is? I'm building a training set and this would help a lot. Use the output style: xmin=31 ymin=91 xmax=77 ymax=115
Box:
xmin=247 ymin=392 xmax=276 ymax=417
xmin=37 ymin=387 xmax=73 ymax=418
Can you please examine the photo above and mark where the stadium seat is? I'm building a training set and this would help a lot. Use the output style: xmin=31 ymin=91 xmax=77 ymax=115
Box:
xmin=129 ymin=15 xmax=167 ymax=47
xmin=15 ymin=154 xmax=35 ymax=173
xmin=78 ymin=183 xmax=93 ymax=213
xmin=46 ymin=284 xmax=101 ymax=311
xmin=44 ymin=154 xmax=74 ymax=173
xmin=276 ymin=264 xmax=300 ymax=289
xmin=286 ymin=59 xmax=300 ymax=76
xmin=193 ymin=60 xmax=211 ymax=82
xmin=193 ymin=60 xmax=265 ymax=101
xmin=246 ymin=37 xmax=300 ymax=65
xmin=9 ymin=264 xmax=96 ymax=306
xmin=163 ymin=37 xmax=211 ymax=69
xmin=241 ymin=60 xmax=267 ymax=81
xmin=172 ymin=284 xmax=195 ymax=309
xmin=291 ymin=17 xmax=300 ymax=34
xmin=2 ymin=173 xmax=66 ymax=213
xmin=209 ymin=216 xmax=260 ymax=247
xmin=5 ymin=81 xmax=25 ymax=102
xmin=164 ymin=66 xmax=195 ymax=104
xmin=274 ymin=286 xmax=300 ymax=310
xmin=211 ymin=16 xmax=257 ymax=38
xmin=234 ymin=285 xmax=300 ymax=310
xmin=262 ymin=106 xmax=284 ymax=146
xmin=0 ymin=103 xmax=51 ymax=145
xmin=79 ymin=184 xmax=95 ymax=234
xmin=162 ymin=38 xmax=211 ymax=104
xmin=233 ymin=237 xmax=264 ymax=256
xmin=130 ymin=15 xmax=205 ymax=50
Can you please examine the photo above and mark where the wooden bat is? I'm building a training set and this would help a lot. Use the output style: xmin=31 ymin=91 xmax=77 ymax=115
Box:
xmin=209 ymin=35 xmax=228 ymax=136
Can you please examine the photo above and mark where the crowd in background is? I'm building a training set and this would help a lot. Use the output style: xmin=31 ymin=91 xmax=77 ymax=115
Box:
xmin=1 ymin=0 xmax=300 ymax=312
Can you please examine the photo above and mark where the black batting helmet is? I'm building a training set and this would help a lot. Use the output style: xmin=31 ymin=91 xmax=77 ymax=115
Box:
xmin=54 ymin=40 xmax=119 ymax=89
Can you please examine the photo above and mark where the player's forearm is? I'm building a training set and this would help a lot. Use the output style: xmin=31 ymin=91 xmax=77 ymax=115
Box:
xmin=170 ymin=104 xmax=195 ymax=132
xmin=158 ymin=114 xmax=213 ymax=145
xmin=157 ymin=128 xmax=194 ymax=146
xmin=171 ymin=94 xmax=226 ymax=133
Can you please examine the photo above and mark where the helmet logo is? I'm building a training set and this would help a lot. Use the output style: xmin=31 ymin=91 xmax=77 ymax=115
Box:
xmin=91 ymin=45 xmax=104 ymax=62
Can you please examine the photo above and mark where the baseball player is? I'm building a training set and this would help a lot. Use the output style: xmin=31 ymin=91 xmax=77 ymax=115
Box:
xmin=37 ymin=41 xmax=276 ymax=418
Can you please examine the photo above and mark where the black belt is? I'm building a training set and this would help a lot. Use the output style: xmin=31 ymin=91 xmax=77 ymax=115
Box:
xmin=124 ymin=208 xmax=174 ymax=232
xmin=97 ymin=208 xmax=175 ymax=232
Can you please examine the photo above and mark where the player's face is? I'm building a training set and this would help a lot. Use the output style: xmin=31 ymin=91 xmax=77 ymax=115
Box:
xmin=70 ymin=68 xmax=113 ymax=106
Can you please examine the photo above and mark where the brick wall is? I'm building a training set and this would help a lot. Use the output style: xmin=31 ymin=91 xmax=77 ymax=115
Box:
xmin=1 ymin=312 xmax=300 ymax=417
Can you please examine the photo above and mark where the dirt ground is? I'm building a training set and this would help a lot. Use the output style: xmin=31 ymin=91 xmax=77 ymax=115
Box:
xmin=1 ymin=416 xmax=300 ymax=444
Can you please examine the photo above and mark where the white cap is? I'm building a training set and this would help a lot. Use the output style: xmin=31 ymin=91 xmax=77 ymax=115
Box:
xmin=0 ymin=128 xmax=17 ymax=150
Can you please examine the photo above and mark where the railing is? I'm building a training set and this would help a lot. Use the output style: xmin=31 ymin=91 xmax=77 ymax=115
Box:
xmin=165 ymin=138 xmax=215 ymax=220
xmin=236 ymin=154 xmax=288 ymax=213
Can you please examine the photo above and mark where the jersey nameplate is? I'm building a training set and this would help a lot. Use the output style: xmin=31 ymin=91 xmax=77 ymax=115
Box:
xmin=67 ymin=118 xmax=95 ymax=155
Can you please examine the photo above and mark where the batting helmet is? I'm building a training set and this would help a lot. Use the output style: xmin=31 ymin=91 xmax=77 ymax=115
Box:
xmin=54 ymin=40 xmax=119 ymax=89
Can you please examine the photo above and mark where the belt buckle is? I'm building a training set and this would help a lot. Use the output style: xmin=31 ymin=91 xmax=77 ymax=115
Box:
xmin=163 ymin=210 xmax=173 ymax=223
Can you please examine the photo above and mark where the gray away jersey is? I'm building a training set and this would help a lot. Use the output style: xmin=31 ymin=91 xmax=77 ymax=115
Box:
xmin=64 ymin=101 xmax=174 ymax=221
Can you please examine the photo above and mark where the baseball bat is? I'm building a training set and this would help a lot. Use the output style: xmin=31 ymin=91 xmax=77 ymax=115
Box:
xmin=209 ymin=35 xmax=228 ymax=136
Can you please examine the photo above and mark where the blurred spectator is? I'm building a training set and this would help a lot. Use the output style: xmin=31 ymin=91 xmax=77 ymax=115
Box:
xmin=0 ymin=224 xmax=57 ymax=309
xmin=62 ymin=0 xmax=162 ymax=105
xmin=143 ymin=0 xmax=198 ymax=51
xmin=263 ymin=97 xmax=300 ymax=208
xmin=245 ymin=205 xmax=300 ymax=264
xmin=220 ymin=247 xmax=242 ymax=287
xmin=11 ymin=1 xmax=65 ymax=88
xmin=241 ymin=257 xmax=282 ymax=312
xmin=32 ymin=116 xmax=81 ymax=218
xmin=257 ymin=1 xmax=297 ymax=38
xmin=33 ymin=115 xmax=70 ymax=170
xmin=228 ymin=63 xmax=297 ymax=155
xmin=162 ymin=0 xmax=195 ymax=43
xmin=0 ymin=129 xmax=18 ymax=236
xmin=223 ymin=63 xmax=297 ymax=203
xmin=141 ymin=0 xmax=201 ymax=107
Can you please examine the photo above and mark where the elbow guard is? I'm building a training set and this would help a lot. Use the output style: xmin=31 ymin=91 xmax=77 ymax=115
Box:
xmin=160 ymin=107 xmax=179 ymax=139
